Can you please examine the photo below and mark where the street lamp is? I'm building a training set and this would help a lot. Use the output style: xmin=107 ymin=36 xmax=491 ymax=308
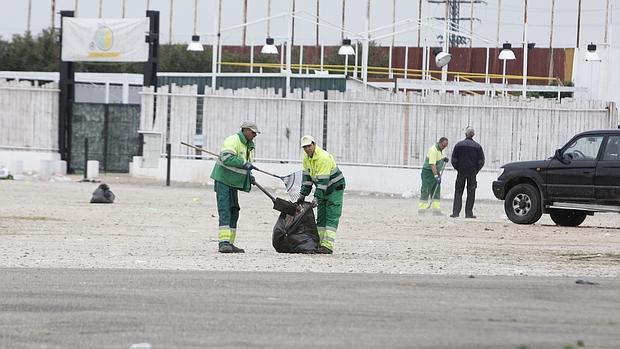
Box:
xmin=498 ymin=42 xmax=516 ymax=95
xmin=261 ymin=37 xmax=278 ymax=54
xmin=187 ymin=35 xmax=204 ymax=51
xmin=585 ymin=43 xmax=601 ymax=62
xmin=338 ymin=38 xmax=355 ymax=76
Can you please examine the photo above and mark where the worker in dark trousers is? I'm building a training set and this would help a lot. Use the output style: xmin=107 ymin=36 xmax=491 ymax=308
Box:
xmin=450 ymin=127 xmax=485 ymax=218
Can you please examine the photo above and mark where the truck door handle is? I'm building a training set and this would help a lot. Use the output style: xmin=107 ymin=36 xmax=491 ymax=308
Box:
xmin=583 ymin=171 xmax=593 ymax=174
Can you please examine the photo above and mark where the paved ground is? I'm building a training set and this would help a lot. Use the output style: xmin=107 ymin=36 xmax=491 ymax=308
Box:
xmin=0 ymin=175 xmax=618 ymax=276
xmin=1 ymin=175 xmax=619 ymax=348
xmin=1 ymin=268 xmax=619 ymax=349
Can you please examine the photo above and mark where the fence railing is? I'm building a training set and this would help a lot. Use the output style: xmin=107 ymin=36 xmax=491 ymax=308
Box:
xmin=0 ymin=80 xmax=59 ymax=151
xmin=140 ymin=86 xmax=618 ymax=169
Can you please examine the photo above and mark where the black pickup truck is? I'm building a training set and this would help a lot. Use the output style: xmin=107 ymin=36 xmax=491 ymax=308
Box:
xmin=493 ymin=129 xmax=620 ymax=226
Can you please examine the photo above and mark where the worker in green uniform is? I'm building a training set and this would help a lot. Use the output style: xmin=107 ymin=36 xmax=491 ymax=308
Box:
xmin=210 ymin=121 xmax=259 ymax=253
xmin=297 ymin=135 xmax=346 ymax=254
xmin=418 ymin=137 xmax=449 ymax=215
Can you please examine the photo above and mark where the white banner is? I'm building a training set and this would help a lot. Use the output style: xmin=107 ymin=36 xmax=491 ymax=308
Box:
xmin=62 ymin=18 xmax=149 ymax=62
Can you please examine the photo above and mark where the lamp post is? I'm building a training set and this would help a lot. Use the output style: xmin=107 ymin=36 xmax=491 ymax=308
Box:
xmin=498 ymin=42 xmax=516 ymax=96
xmin=585 ymin=43 xmax=601 ymax=99
xmin=338 ymin=38 xmax=355 ymax=76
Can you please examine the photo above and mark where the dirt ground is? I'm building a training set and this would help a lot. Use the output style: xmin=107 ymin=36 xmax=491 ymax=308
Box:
xmin=1 ymin=174 xmax=619 ymax=277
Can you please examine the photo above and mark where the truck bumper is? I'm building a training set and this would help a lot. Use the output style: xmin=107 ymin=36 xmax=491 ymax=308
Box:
xmin=492 ymin=181 xmax=506 ymax=200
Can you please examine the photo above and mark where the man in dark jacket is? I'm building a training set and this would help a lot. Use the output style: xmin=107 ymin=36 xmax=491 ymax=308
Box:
xmin=450 ymin=127 xmax=485 ymax=218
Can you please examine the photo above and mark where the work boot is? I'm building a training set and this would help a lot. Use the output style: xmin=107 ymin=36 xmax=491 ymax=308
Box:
xmin=316 ymin=246 xmax=333 ymax=254
xmin=230 ymin=244 xmax=245 ymax=253
xmin=219 ymin=242 xmax=244 ymax=253
xmin=449 ymin=214 xmax=458 ymax=218
xmin=465 ymin=215 xmax=477 ymax=219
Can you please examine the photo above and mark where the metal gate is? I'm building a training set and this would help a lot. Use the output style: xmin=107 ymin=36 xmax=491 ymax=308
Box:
xmin=71 ymin=103 xmax=141 ymax=173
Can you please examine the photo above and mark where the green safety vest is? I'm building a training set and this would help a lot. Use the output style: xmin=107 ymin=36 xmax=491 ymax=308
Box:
xmin=210 ymin=132 xmax=254 ymax=192
xmin=423 ymin=143 xmax=446 ymax=172
xmin=300 ymin=146 xmax=345 ymax=199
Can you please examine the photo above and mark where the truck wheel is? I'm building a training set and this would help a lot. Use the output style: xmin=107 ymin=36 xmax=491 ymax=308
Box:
xmin=504 ymin=183 xmax=542 ymax=224
xmin=549 ymin=210 xmax=587 ymax=227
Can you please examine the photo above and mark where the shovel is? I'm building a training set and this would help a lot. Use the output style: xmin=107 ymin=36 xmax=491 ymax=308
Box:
xmin=253 ymin=180 xmax=298 ymax=216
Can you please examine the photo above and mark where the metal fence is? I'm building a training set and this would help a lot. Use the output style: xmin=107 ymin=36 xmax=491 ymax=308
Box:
xmin=140 ymin=86 xmax=618 ymax=169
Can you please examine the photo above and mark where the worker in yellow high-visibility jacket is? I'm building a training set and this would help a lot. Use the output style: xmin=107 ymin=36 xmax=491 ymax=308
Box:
xmin=418 ymin=137 xmax=449 ymax=215
xmin=297 ymin=135 xmax=346 ymax=254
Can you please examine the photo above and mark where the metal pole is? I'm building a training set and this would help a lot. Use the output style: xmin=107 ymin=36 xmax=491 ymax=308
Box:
xmin=341 ymin=0 xmax=346 ymax=40
xmin=522 ymin=0 xmax=528 ymax=98
xmin=344 ymin=55 xmax=348 ymax=76
xmin=211 ymin=4 xmax=220 ymax=93
xmin=417 ymin=0 xmax=422 ymax=47
xmin=51 ymin=0 xmax=56 ymax=29
xmin=250 ymin=45 xmax=254 ymax=73
xmin=99 ymin=0 xmax=103 ymax=18
xmin=166 ymin=143 xmax=171 ymax=186
xmin=470 ymin=0 xmax=474 ymax=47
xmin=485 ymin=45 xmax=490 ymax=95
xmin=267 ymin=0 xmax=271 ymax=36
xmin=354 ymin=42 xmax=359 ymax=78
xmin=576 ymin=0 xmax=582 ymax=48
xmin=242 ymin=0 xmax=248 ymax=46
xmin=502 ymin=59 xmax=507 ymax=96
xmin=404 ymin=46 xmax=409 ymax=79
xmin=604 ymin=0 xmax=610 ymax=44
xmin=320 ymin=44 xmax=324 ymax=70
xmin=299 ymin=45 xmax=304 ymax=74
xmin=74 ymin=0 xmax=79 ymax=15
xmin=27 ymin=0 xmax=32 ymax=32
xmin=83 ymin=138 xmax=88 ymax=179
xmin=496 ymin=0 xmax=501 ymax=46
xmin=548 ymin=0 xmax=555 ymax=81
xmin=316 ymin=0 xmax=320 ymax=47
xmin=122 ymin=0 xmax=126 ymax=18
xmin=441 ymin=0 xmax=449 ymax=88
xmin=286 ymin=11 xmax=293 ymax=95
xmin=362 ymin=0 xmax=370 ymax=87
xmin=388 ymin=45 xmax=393 ymax=79
xmin=192 ymin=0 xmax=198 ymax=34
xmin=169 ymin=0 xmax=173 ymax=44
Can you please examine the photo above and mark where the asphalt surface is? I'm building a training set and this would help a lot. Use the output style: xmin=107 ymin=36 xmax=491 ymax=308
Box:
xmin=0 ymin=268 xmax=618 ymax=349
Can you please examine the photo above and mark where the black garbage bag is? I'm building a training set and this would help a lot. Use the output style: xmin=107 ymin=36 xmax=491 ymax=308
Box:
xmin=272 ymin=202 xmax=319 ymax=253
xmin=90 ymin=183 xmax=115 ymax=204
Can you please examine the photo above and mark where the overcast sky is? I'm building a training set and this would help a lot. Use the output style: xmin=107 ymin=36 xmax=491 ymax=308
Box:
xmin=0 ymin=0 xmax=617 ymax=48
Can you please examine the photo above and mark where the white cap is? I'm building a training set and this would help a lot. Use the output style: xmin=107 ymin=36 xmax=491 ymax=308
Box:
xmin=300 ymin=135 xmax=315 ymax=147
xmin=240 ymin=121 xmax=260 ymax=134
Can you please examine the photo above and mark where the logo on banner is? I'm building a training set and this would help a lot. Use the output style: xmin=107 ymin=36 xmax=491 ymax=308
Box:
xmin=88 ymin=24 xmax=120 ymax=58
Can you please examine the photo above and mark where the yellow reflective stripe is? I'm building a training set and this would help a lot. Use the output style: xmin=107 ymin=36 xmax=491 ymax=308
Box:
xmin=218 ymin=228 xmax=232 ymax=242
xmin=230 ymin=228 xmax=237 ymax=244
xmin=431 ymin=200 xmax=441 ymax=209
xmin=216 ymin=159 xmax=248 ymax=175
xmin=330 ymin=167 xmax=340 ymax=175
xmin=418 ymin=201 xmax=430 ymax=209
xmin=325 ymin=226 xmax=337 ymax=233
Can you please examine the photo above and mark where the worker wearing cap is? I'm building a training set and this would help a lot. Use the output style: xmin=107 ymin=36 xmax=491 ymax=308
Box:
xmin=210 ymin=121 xmax=259 ymax=253
xmin=297 ymin=135 xmax=345 ymax=254
xmin=418 ymin=137 xmax=449 ymax=214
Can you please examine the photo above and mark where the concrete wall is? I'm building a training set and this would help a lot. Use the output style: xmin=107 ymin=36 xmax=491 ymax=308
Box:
xmin=0 ymin=149 xmax=62 ymax=176
xmin=130 ymin=156 xmax=499 ymax=201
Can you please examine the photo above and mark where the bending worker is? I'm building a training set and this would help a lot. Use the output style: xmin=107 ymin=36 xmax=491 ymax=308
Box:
xmin=297 ymin=135 xmax=345 ymax=254
xmin=210 ymin=121 xmax=259 ymax=253
xmin=418 ymin=137 xmax=449 ymax=214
